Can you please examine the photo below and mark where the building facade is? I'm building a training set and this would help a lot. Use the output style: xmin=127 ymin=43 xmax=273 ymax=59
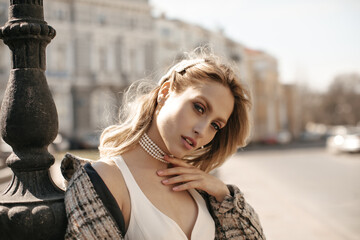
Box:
xmin=154 ymin=16 xmax=246 ymax=80
xmin=0 ymin=1 xmax=10 ymax=103
xmin=43 ymin=0 xmax=155 ymax=146
xmin=0 ymin=0 xmax=294 ymax=146
xmin=245 ymin=48 xmax=283 ymax=142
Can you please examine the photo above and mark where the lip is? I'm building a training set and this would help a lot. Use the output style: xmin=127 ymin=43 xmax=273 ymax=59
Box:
xmin=181 ymin=135 xmax=197 ymax=150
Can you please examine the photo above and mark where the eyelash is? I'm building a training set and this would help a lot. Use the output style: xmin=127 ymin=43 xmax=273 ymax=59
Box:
xmin=194 ymin=103 xmax=205 ymax=114
xmin=193 ymin=103 xmax=221 ymax=131
xmin=211 ymin=122 xmax=221 ymax=131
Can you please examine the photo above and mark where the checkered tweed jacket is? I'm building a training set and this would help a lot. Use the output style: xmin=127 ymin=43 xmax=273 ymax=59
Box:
xmin=61 ymin=153 xmax=266 ymax=240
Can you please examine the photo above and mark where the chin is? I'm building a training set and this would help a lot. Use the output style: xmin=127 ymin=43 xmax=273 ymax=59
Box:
xmin=170 ymin=152 xmax=185 ymax=159
xmin=167 ymin=148 xmax=186 ymax=159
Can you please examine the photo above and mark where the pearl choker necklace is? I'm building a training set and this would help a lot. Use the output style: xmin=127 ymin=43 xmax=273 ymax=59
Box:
xmin=139 ymin=133 xmax=168 ymax=164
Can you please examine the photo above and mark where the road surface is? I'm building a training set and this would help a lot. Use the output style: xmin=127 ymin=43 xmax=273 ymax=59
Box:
xmin=218 ymin=147 xmax=360 ymax=240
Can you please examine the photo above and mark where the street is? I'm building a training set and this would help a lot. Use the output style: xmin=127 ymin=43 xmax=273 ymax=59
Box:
xmin=218 ymin=147 xmax=360 ymax=240
xmin=1 ymin=146 xmax=359 ymax=240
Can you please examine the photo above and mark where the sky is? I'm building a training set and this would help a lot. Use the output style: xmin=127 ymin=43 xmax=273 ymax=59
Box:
xmin=149 ymin=0 xmax=360 ymax=92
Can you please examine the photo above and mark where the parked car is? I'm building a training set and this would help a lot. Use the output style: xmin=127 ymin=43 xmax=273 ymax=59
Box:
xmin=326 ymin=131 xmax=360 ymax=153
xmin=277 ymin=131 xmax=292 ymax=144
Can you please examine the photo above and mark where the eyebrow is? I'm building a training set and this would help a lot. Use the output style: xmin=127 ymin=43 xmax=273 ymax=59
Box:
xmin=198 ymin=96 xmax=228 ymax=126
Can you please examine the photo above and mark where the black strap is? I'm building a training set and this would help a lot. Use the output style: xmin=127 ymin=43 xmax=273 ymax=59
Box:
xmin=84 ymin=163 xmax=126 ymax=234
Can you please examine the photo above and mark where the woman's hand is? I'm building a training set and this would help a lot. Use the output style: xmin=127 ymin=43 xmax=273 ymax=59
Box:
xmin=156 ymin=155 xmax=230 ymax=202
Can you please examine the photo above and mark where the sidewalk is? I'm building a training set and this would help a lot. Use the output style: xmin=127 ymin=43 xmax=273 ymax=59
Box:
xmin=218 ymin=153 xmax=358 ymax=240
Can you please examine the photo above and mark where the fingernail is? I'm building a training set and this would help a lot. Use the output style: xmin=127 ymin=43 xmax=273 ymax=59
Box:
xmin=157 ymin=170 xmax=163 ymax=175
xmin=162 ymin=179 xmax=168 ymax=184
xmin=173 ymin=186 xmax=179 ymax=191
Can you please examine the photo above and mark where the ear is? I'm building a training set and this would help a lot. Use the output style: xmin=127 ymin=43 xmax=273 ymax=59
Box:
xmin=157 ymin=81 xmax=171 ymax=103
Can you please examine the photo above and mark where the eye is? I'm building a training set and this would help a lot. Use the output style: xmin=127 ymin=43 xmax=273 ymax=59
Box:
xmin=194 ymin=103 xmax=205 ymax=114
xmin=211 ymin=122 xmax=221 ymax=131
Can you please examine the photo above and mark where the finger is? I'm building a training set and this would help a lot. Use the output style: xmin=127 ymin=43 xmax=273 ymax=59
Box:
xmin=172 ymin=181 xmax=202 ymax=191
xmin=157 ymin=166 xmax=199 ymax=176
xmin=161 ymin=174 xmax=201 ymax=185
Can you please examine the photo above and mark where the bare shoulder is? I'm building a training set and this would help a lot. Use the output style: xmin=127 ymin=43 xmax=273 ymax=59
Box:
xmin=92 ymin=158 xmax=119 ymax=181
xmin=91 ymin=158 xmax=129 ymax=209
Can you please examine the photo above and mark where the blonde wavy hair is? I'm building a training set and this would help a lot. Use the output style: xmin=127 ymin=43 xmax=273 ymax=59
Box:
xmin=99 ymin=51 xmax=251 ymax=172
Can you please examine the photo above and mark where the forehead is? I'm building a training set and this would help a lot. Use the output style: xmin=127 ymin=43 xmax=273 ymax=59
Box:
xmin=176 ymin=81 xmax=235 ymax=121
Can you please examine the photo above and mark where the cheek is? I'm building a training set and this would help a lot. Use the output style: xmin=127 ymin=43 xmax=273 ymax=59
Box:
xmin=159 ymin=98 xmax=188 ymax=124
xmin=202 ymin=132 xmax=217 ymax=146
xmin=157 ymin=102 xmax=180 ymax=134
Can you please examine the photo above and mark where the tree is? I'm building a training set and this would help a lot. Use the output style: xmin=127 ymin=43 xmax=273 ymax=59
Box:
xmin=322 ymin=73 xmax=360 ymax=125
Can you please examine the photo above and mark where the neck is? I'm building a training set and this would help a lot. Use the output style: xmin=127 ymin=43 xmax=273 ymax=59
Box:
xmin=139 ymin=133 xmax=168 ymax=164
xmin=124 ymin=144 xmax=169 ymax=169
xmin=146 ymin=119 xmax=170 ymax=155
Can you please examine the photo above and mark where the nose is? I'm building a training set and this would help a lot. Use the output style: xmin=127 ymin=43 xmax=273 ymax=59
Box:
xmin=193 ymin=122 xmax=206 ymax=138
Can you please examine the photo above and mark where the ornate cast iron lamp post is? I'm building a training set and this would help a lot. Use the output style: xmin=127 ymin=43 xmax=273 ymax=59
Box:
xmin=0 ymin=0 xmax=66 ymax=239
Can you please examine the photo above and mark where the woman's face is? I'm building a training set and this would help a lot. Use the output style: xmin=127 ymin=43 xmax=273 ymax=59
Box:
xmin=154 ymin=81 xmax=235 ymax=158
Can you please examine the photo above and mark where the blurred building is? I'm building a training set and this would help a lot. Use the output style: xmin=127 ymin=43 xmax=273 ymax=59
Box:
xmin=43 ymin=0 xmax=155 ymax=145
xmin=0 ymin=0 xmax=297 ymax=147
xmin=154 ymin=14 xmax=247 ymax=88
xmin=245 ymin=49 xmax=282 ymax=142
xmin=0 ymin=1 xmax=10 ymax=102
xmin=282 ymin=84 xmax=302 ymax=139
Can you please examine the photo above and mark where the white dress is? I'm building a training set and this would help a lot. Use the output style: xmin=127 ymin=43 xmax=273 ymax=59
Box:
xmin=112 ymin=156 xmax=216 ymax=240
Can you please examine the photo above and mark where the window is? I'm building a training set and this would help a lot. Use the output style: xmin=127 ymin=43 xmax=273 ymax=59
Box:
xmin=75 ymin=34 xmax=92 ymax=74
xmin=99 ymin=47 xmax=107 ymax=71
xmin=0 ymin=44 xmax=10 ymax=75
xmin=98 ymin=14 xmax=106 ymax=25
xmin=90 ymin=89 xmax=117 ymax=129
xmin=47 ymin=42 xmax=68 ymax=77
xmin=161 ymin=27 xmax=170 ymax=37
xmin=115 ymin=37 xmax=123 ymax=72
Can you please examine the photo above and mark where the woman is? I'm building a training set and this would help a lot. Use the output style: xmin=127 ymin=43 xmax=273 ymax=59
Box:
xmin=62 ymin=51 xmax=266 ymax=239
